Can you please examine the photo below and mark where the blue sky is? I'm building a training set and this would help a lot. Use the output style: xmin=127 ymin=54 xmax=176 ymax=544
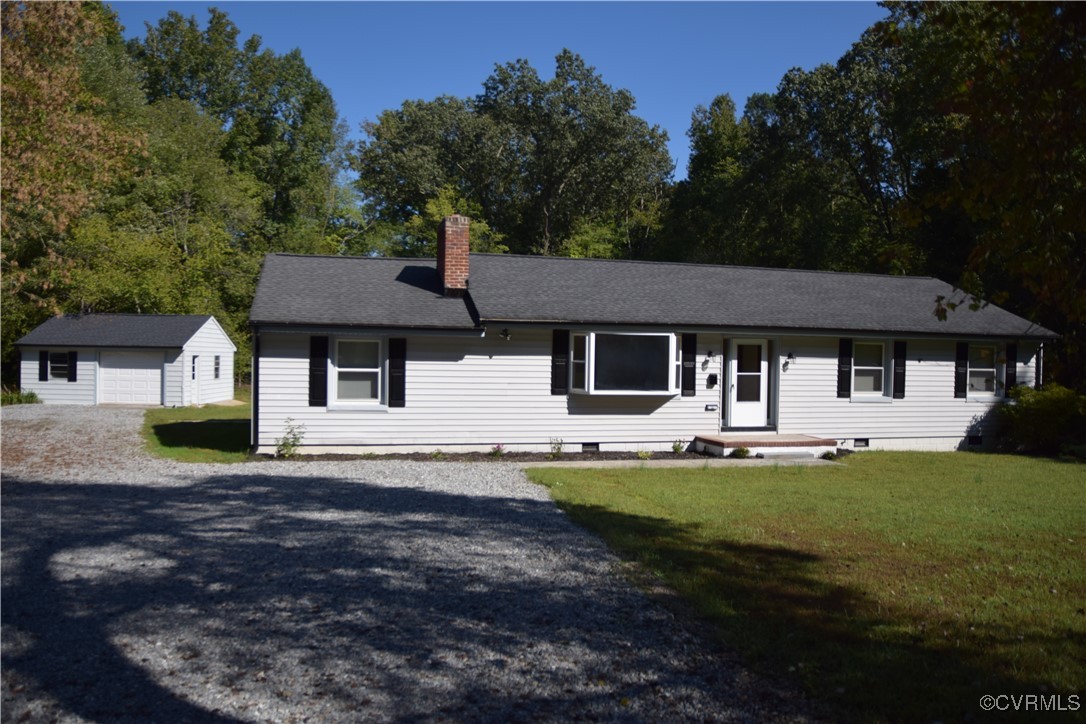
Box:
xmin=109 ymin=2 xmax=887 ymax=180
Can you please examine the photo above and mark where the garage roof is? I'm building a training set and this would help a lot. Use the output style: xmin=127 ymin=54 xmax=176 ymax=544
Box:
xmin=16 ymin=314 xmax=216 ymax=348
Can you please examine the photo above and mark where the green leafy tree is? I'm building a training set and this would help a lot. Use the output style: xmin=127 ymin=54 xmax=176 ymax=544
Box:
xmin=355 ymin=50 xmax=672 ymax=257
xmin=127 ymin=8 xmax=344 ymax=251
xmin=1 ymin=1 xmax=144 ymax=380
xmin=878 ymin=2 xmax=1085 ymax=385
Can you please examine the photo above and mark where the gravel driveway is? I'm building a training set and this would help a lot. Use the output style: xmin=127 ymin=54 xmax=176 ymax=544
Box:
xmin=2 ymin=405 xmax=818 ymax=722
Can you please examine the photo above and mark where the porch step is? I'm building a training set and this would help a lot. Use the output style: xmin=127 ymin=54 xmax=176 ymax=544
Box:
xmin=694 ymin=434 xmax=838 ymax=459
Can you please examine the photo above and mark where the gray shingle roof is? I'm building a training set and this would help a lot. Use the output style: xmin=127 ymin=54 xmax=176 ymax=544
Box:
xmin=470 ymin=255 xmax=1056 ymax=338
xmin=249 ymin=252 xmax=1056 ymax=339
xmin=249 ymin=254 xmax=478 ymax=329
xmin=16 ymin=314 xmax=215 ymax=348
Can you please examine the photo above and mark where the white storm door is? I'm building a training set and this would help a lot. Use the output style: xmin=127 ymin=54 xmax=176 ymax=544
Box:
xmin=729 ymin=340 xmax=768 ymax=427
xmin=100 ymin=351 xmax=163 ymax=404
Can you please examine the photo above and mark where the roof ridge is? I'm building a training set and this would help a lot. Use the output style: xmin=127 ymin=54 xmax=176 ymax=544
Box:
xmin=471 ymin=252 xmax=939 ymax=282
xmin=268 ymin=252 xmax=435 ymax=262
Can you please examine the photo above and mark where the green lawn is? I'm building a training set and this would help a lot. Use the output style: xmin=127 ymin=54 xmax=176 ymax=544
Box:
xmin=141 ymin=387 xmax=252 ymax=463
xmin=529 ymin=453 xmax=1086 ymax=722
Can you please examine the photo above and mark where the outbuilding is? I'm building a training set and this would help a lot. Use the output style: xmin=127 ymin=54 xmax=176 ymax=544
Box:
xmin=17 ymin=314 xmax=236 ymax=406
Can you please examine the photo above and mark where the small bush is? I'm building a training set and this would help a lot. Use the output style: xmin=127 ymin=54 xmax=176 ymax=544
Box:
xmin=275 ymin=418 xmax=306 ymax=458
xmin=548 ymin=437 xmax=564 ymax=460
xmin=489 ymin=443 xmax=505 ymax=458
xmin=430 ymin=449 xmax=446 ymax=460
xmin=1001 ymin=384 xmax=1086 ymax=456
xmin=636 ymin=449 xmax=653 ymax=460
xmin=1 ymin=388 xmax=41 ymax=406
xmin=672 ymin=439 xmax=687 ymax=454
xmin=820 ymin=451 xmax=838 ymax=461
xmin=728 ymin=446 xmax=751 ymax=459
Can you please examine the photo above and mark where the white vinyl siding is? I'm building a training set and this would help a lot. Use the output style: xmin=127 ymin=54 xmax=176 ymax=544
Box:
xmin=181 ymin=318 xmax=236 ymax=405
xmin=19 ymin=348 xmax=97 ymax=405
xmin=777 ymin=336 xmax=1040 ymax=450
xmin=256 ymin=329 xmax=720 ymax=452
xmin=163 ymin=350 xmax=185 ymax=406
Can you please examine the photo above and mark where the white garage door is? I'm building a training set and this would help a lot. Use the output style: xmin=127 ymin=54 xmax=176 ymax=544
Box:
xmin=100 ymin=351 xmax=163 ymax=405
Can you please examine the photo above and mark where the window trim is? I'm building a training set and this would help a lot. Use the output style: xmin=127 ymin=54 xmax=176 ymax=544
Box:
xmin=569 ymin=332 xmax=679 ymax=396
xmin=967 ymin=343 xmax=999 ymax=397
xmin=330 ymin=338 xmax=384 ymax=407
xmin=851 ymin=341 xmax=889 ymax=398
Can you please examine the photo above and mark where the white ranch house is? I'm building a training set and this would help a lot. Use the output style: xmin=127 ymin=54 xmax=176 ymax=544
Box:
xmin=248 ymin=216 xmax=1056 ymax=456
xmin=17 ymin=314 xmax=236 ymax=406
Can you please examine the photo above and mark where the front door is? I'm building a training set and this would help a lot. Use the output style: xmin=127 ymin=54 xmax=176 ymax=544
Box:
xmin=728 ymin=339 xmax=768 ymax=427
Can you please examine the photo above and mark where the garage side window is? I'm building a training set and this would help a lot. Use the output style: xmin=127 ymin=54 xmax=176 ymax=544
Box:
xmin=49 ymin=352 xmax=69 ymax=380
xmin=214 ymin=355 xmax=221 ymax=379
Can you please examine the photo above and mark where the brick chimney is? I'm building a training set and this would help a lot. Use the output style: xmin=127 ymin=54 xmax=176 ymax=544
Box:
xmin=437 ymin=215 xmax=469 ymax=297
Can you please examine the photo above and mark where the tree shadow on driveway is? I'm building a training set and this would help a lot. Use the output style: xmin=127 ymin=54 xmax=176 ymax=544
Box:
xmin=1 ymin=469 xmax=813 ymax=722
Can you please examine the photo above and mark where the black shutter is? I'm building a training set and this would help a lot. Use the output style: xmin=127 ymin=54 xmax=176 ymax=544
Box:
xmin=309 ymin=336 xmax=329 ymax=407
xmin=1004 ymin=343 xmax=1017 ymax=394
xmin=837 ymin=338 xmax=853 ymax=398
xmin=551 ymin=329 xmax=569 ymax=395
xmin=954 ymin=342 xmax=968 ymax=398
xmin=892 ymin=341 xmax=906 ymax=399
xmin=681 ymin=334 xmax=696 ymax=396
xmin=67 ymin=351 xmax=78 ymax=382
xmin=39 ymin=351 xmax=48 ymax=382
xmin=388 ymin=338 xmax=406 ymax=408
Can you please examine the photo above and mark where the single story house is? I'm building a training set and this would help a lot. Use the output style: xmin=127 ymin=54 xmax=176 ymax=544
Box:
xmin=248 ymin=215 xmax=1056 ymax=455
xmin=17 ymin=314 xmax=236 ymax=406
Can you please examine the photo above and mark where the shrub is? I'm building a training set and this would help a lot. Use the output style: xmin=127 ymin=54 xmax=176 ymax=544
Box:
xmin=636 ymin=449 xmax=653 ymax=460
xmin=728 ymin=446 xmax=751 ymax=459
xmin=548 ymin=437 xmax=564 ymax=460
xmin=275 ymin=418 xmax=306 ymax=458
xmin=1 ymin=388 xmax=41 ymax=406
xmin=672 ymin=439 xmax=687 ymax=454
xmin=1001 ymin=384 xmax=1086 ymax=456
xmin=489 ymin=443 xmax=505 ymax=458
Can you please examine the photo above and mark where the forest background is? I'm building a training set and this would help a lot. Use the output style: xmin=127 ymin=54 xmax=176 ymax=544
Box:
xmin=2 ymin=2 xmax=1082 ymax=387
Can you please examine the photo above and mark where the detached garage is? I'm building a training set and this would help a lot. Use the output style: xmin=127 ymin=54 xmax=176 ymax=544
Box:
xmin=17 ymin=314 xmax=236 ymax=406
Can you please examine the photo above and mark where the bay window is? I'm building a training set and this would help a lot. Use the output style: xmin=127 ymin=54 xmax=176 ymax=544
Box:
xmin=570 ymin=332 xmax=679 ymax=395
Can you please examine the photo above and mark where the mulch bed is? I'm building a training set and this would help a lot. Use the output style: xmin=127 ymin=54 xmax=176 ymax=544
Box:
xmin=256 ymin=451 xmax=717 ymax=463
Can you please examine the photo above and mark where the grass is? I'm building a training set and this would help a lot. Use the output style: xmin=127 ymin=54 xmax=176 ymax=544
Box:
xmin=529 ymin=452 xmax=1086 ymax=723
xmin=141 ymin=387 xmax=251 ymax=463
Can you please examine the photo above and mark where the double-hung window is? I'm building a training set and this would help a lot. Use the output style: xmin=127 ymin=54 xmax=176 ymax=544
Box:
xmin=968 ymin=344 xmax=997 ymax=394
xmin=570 ymin=332 xmax=678 ymax=395
xmin=49 ymin=352 xmax=69 ymax=380
xmin=853 ymin=342 xmax=886 ymax=396
xmin=335 ymin=339 xmax=382 ymax=403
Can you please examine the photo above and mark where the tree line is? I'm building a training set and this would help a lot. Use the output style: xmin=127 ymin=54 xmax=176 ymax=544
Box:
xmin=2 ymin=2 xmax=1082 ymax=386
